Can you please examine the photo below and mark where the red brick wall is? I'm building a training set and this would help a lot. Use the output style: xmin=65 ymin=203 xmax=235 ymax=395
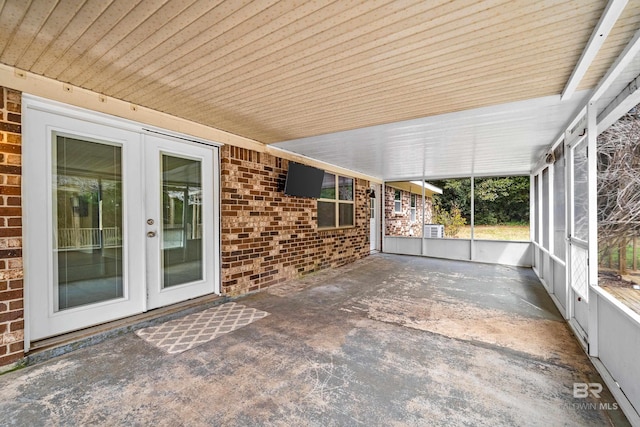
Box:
xmin=384 ymin=186 xmax=433 ymax=237
xmin=221 ymin=146 xmax=370 ymax=295
xmin=0 ymin=87 xmax=24 ymax=366
xmin=0 ymin=89 xmax=370 ymax=366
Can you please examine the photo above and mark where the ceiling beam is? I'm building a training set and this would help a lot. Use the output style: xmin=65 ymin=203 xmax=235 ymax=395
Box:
xmin=596 ymin=71 xmax=640 ymax=134
xmin=590 ymin=28 xmax=640 ymax=103
xmin=561 ymin=0 xmax=628 ymax=101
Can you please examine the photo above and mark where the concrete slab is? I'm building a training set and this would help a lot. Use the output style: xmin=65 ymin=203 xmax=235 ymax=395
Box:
xmin=0 ymin=254 xmax=630 ymax=426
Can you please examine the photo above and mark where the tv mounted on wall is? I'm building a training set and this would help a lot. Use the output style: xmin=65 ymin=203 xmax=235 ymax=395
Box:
xmin=283 ymin=162 xmax=324 ymax=198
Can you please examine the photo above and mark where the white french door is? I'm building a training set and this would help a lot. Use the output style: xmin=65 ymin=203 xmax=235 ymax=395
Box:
xmin=144 ymin=134 xmax=216 ymax=309
xmin=25 ymin=99 xmax=219 ymax=342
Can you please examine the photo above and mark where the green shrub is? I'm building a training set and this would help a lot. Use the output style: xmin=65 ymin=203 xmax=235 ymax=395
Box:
xmin=434 ymin=204 xmax=467 ymax=238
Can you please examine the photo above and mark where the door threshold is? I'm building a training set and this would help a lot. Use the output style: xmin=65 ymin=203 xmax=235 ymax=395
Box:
xmin=26 ymin=294 xmax=227 ymax=365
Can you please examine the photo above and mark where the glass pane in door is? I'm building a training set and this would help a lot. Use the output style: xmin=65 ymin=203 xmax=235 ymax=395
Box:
xmin=161 ymin=155 xmax=203 ymax=287
xmin=572 ymin=139 xmax=589 ymax=241
xmin=54 ymin=136 xmax=123 ymax=310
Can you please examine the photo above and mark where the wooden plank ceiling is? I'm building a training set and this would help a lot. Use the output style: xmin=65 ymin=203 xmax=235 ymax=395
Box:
xmin=1 ymin=1 xmax=639 ymax=157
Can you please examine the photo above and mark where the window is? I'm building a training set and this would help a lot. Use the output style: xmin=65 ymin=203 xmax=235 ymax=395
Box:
xmin=553 ymin=145 xmax=565 ymax=259
xmin=394 ymin=190 xmax=402 ymax=213
xmin=370 ymin=196 xmax=375 ymax=219
xmin=572 ymin=138 xmax=589 ymax=242
xmin=410 ymin=194 xmax=417 ymax=222
xmin=318 ymin=172 xmax=354 ymax=228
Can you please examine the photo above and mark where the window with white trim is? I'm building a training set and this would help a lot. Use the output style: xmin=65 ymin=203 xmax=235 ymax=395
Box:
xmin=318 ymin=172 xmax=355 ymax=228
xmin=394 ymin=189 xmax=402 ymax=213
xmin=410 ymin=194 xmax=417 ymax=222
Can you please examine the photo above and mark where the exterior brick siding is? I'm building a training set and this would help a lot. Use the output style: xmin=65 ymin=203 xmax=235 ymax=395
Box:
xmin=0 ymin=88 xmax=371 ymax=367
xmin=0 ymin=87 xmax=24 ymax=366
xmin=221 ymin=145 xmax=370 ymax=295
xmin=384 ymin=186 xmax=433 ymax=237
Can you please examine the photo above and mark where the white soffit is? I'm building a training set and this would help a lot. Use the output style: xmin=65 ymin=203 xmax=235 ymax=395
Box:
xmin=272 ymin=91 xmax=590 ymax=181
xmin=410 ymin=181 xmax=443 ymax=194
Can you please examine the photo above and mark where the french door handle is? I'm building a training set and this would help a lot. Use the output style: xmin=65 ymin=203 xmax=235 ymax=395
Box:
xmin=147 ymin=231 xmax=157 ymax=238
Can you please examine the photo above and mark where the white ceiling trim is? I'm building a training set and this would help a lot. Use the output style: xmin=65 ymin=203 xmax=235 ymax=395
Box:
xmin=590 ymin=28 xmax=640 ymax=104
xmin=561 ymin=0 xmax=628 ymax=100
xmin=597 ymin=72 xmax=640 ymax=133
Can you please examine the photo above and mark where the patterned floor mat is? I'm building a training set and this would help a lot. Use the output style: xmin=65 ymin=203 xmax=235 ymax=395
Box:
xmin=135 ymin=302 xmax=269 ymax=354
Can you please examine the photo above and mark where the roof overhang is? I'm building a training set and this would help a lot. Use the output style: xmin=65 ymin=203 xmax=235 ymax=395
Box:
xmin=386 ymin=181 xmax=443 ymax=197
xmin=1 ymin=1 xmax=639 ymax=180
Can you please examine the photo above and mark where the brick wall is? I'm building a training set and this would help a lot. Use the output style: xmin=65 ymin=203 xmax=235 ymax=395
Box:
xmin=0 ymin=87 xmax=24 ymax=366
xmin=221 ymin=145 xmax=370 ymax=295
xmin=0 ymin=89 xmax=370 ymax=366
xmin=384 ymin=186 xmax=433 ymax=237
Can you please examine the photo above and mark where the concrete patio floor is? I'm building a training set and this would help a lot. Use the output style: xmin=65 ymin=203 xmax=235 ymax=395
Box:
xmin=0 ymin=254 xmax=630 ymax=426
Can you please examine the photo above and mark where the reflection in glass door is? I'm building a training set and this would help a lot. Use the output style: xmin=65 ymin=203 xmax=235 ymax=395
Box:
xmin=161 ymin=155 xmax=203 ymax=288
xmin=145 ymin=134 xmax=217 ymax=310
xmin=54 ymin=135 xmax=124 ymax=310
xmin=26 ymin=101 xmax=219 ymax=342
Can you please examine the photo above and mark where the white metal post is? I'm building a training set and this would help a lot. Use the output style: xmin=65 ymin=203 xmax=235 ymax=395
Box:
xmin=421 ymin=175 xmax=426 ymax=256
xmin=381 ymin=182 xmax=386 ymax=253
xmin=470 ymin=175 xmax=475 ymax=261
xmin=538 ymin=172 xmax=544 ymax=247
xmin=564 ymin=131 xmax=572 ymax=320
xmin=529 ymin=175 xmax=535 ymax=244
xmin=549 ymin=166 xmax=555 ymax=268
xmin=567 ymin=132 xmax=576 ymax=325
xmin=587 ymin=102 xmax=599 ymax=357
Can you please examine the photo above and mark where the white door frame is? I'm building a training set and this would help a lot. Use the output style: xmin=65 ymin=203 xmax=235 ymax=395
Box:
xmin=369 ymin=184 xmax=380 ymax=252
xmin=144 ymin=133 xmax=219 ymax=309
xmin=566 ymin=126 xmax=590 ymax=345
xmin=23 ymin=96 xmax=221 ymax=347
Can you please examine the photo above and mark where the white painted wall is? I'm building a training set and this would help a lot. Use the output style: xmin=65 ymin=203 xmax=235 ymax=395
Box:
xmin=383 ymin=237 xmax=531 ymax=267
xmin=596 ymin=289 xmax=640 ymax=423
xmin=473 ymin=240 xmax=532 ymax=267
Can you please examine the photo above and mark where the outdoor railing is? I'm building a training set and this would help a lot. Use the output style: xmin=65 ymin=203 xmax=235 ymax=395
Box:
xmin=57 ymin=227 xmax=121 ymax=250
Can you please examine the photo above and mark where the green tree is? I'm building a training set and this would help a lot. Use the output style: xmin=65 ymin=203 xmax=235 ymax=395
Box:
xmin=431 ymin=178 xmax=472 ymax=222
xmin=474 ymin=176 xmax=529 ymax=224
xmin=431 ymin=176 xmax=529 ymax=226
xmin=433 ymin=204 xmax=467 ymax=237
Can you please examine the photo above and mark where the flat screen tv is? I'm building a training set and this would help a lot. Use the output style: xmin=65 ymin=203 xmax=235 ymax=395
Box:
xmin=284 ymin=162 xmax=324 ymax=198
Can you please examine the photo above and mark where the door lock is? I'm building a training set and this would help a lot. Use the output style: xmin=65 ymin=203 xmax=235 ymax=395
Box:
xmin=147 ymin=219 xmax=154 ymax=225
xmin=147 ymin=231 xmax=157 ymax=238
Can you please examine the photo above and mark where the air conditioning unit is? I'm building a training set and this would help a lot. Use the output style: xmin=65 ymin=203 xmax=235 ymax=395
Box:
xmin=423 ymin=224 xmax=444 ymax=238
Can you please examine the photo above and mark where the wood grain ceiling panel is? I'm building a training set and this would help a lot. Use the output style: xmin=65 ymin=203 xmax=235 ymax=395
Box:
xmin=0 ymin=0 xmax=37 ymax=56
xmin=26 ymin=0 xmax=117 ymax=74
xmin=1 ymin=0 xmax=57 ymax=65
xmin=111 ymin=0 xmax=371 ymax=99
xmin=87 ymin=0 xmax=248 ymax=94
xmin=13 ymin=0 xmax=87 ymax=69
xmin=67 ymin=0 xmax=207 ymax=88
xmin=200 ymin=31 xmax=588 ymax=123
xmin=44 ymin=0 xmax=143 ymax=78
xmin=1 ymin=0 xmax=638 ymax=153
xmin=132 ymin=0 xmax=452 ymax=104
xmin=173 ymin=0 xmax=591 ymax=110
xmin=57 ymin=0 xmax=175 ymax=84
xmin=579 ymin=1 xmax=640 ymax=90
xmin=143 ymin=0 xmax=603 ymax=142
